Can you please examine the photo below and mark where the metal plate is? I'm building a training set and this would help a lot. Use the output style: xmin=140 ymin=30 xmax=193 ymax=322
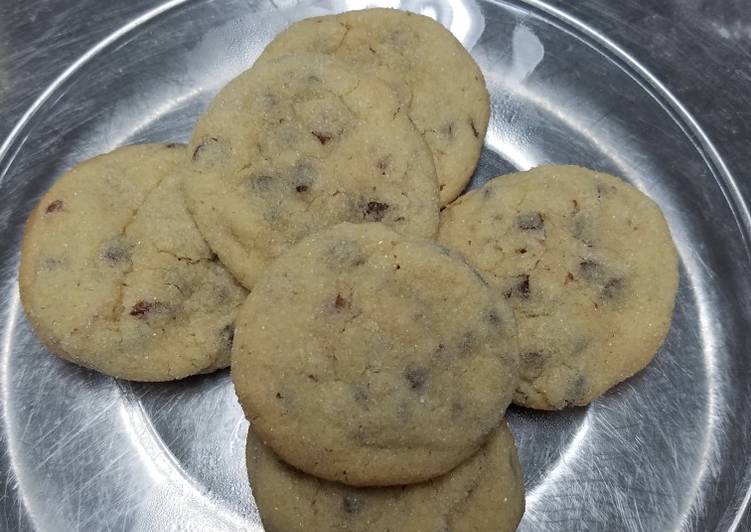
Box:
xmin=1 ymin=0 xmax=750 ymax=530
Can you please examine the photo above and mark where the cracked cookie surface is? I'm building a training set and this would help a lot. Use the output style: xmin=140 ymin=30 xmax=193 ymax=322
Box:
xmin=438 ymin=165 xmax=679 ymax=410
xmin=256 ymin=8 xmax=490 ymax=206
xmin=245 ymin=420 xmax=524 ymax=532
xmin=19 ymin=144 xmax=247 ymax=381
xmin=185 ymin=53 xmax=439 ymax=289
xmin=232 ymin=222 xmax=518 ymax=486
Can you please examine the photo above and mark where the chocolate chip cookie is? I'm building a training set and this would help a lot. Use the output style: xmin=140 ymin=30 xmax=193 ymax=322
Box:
xmin=438 ymin=165 xmax=679 ymax=409
xmin=185 ymin=53 xmax=439 ymax=289
xmin=19 ymin=144 xmax=247 ymax=381
xmin=256 ymin=8 xmax=490 ymax=206
xmin=246 ymin=420 xmax=525 ymax=532
xmin=232 ymin=222 xmax=518 ymax=486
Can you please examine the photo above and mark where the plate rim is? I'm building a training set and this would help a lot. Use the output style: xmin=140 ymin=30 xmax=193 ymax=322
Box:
xmin=0 ymin=0 xmax=748 ymax=529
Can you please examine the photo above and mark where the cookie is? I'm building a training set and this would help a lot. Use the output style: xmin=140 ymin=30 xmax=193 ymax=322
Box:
xmin=256 ymin=8 xmax=490 ymax=206
xmin=185 ymin=53 xmax=439 ymax=289
xmin=232 ymin=222 xmax=518 ymax=486
xmin=438 ymin=165 xmax=679 ymax=410
xmin=19 ymin=144 xmax=247 ymax=381
xmin=246 ymin=420 xmax=525 ymax=532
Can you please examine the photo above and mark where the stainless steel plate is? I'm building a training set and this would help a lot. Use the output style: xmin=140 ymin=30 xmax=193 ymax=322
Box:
xmin=1 ymin=0 xmax=750 ymax=530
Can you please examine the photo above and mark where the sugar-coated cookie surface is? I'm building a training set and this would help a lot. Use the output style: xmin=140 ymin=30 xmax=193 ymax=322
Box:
xmin=246 ymin=421 xmax=525 ymax=532
xmin=19 ymin=144 xmax=247 ymax=381
xmin=185 ymin=53 xmax=439 ymax=289
xmin=439 ymin=165 xmax=679 ymax=409
xmin=232 ymin=222 xmax=518 ymax=486
xmin=256 ymin=8 xmax=490 ymax=206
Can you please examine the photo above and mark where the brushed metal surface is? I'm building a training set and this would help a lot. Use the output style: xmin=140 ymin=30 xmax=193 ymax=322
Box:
xmin=1 ymin=0 xmax=750 ymax=530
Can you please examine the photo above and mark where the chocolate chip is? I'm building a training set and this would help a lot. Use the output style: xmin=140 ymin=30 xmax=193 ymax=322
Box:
xmin=517 ymin=248 xmax=527 ymax=254
xmin=572 ymin=215 xmax=594 ymax=246
xmin=486 ymin=309 xmax=501 ymax=324
xmin=459 ymin=332 xmax=477 ymax=352
xmin=219 ymin=324 xmax=234 ymax=353
xmin=516 ymin=275 xmax=529 ymax=299
xmin=353 ymin=388 xmax=369 ymax=404
xmin=130 ymin=301 xmax=152 ymax=317
xmin=520 ymin=351 xmax=547 ymax=380
xmin=328 ymin=240 xmax=366 ymax=268
xmin=290 ymin=161 xmax=316 ymax=192
xmin=42 ymin=257 xmax=63 ymax=271
xmin=470 ymin=118 xmax=479 ymax=138
xmin=571 ymin=199 xmax=580 ymax=214
xmin=165 ymin=143 xmax=180 ymax=149
xmin=517 ymin=212 xmax=544 ymax=231
xmin=312 ymin=131 xmax=332 ymax=145
xmin=45 ymin=200 xmax=64 ymax=214
xmin=363 ymin=201 xmax=389 ymax=221
xmin=579 ymin=259 xmax=604 ymax=281
xmin=522 ymin=351 xmax=545 ymax=366
xmin=572 ymin=336 xmax=590 ymax=354
xmin=307 ymin=374 xmax=319 ymax=382
xmin=435 ymin=244 xmax=453 ymax=256
xmin=565 ymin=272 xmax=575 ymax=284
xmin=602 ymin=277 xmax=625 ymax=299
xmin=103 ymin=248 xmax=129 ymax=263
xmin=248 ymin=174 xmax=274 ymax=193
xmin=129 ymin=300 xmax=171 ymax=317
xmin=505 ymin=275 xmax=530 ymax=299
xmin=376 ymin=157 xmax=389 ymax=175
xmin=341 ymin=495 xmax=361 ymax=514
xmin=564 ymin=374 xmax=588 ymax=406
xmin=275 ymin=392 xmax=283 ymax=399
xmin=334 ymin=294 xmax=350 ymax=310
xmin=405 ymin=367 xmax=428 ymax=390
xmin=102 ymin=239 xmax=131 ymax=264
xmin=262 ymin=207 xmax=280 ymax=223
xmin=260 ymin=92 xmax=279 ymax=107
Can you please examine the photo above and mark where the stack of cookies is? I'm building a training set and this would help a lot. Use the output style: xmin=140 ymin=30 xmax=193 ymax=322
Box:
xmin=18 ymin=8 xmax=679 ymax=531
